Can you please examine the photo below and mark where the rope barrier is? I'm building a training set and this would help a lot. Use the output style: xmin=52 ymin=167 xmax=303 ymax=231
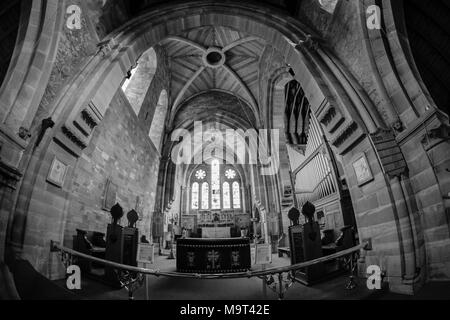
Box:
xmin=51 ymin=240 xmax=370 ymax=280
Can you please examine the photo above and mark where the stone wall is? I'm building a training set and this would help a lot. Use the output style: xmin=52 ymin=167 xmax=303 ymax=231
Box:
xmin=63 ymin=89 xmax=160 ymax=247
xmin=298 ymin=0 xmax=391 ymax=125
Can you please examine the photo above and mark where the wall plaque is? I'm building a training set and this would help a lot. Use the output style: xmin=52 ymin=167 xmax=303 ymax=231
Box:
xmin=47 ymin=156 xmax=68 ymax=187
xmin=352 ymin=153 xmax=374 ymax=186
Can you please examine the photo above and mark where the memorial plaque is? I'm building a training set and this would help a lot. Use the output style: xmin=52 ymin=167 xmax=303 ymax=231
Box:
xmin=352 ymin=153 xmax=373 ymax=186
xmin=47 ymin=157 xmax=68 ymax=187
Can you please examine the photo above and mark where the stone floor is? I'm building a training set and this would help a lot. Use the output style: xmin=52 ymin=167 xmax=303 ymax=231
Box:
xmin=54 ymin=254 xmax=450 ymax=300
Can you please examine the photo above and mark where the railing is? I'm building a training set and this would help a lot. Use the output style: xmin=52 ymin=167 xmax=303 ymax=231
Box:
xmin=51 ymin=240 xmax=371 ymax=300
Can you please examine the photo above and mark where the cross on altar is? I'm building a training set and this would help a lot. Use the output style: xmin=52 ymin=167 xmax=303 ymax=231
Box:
xmin=207 ymin=250 xmax=220 ymax=269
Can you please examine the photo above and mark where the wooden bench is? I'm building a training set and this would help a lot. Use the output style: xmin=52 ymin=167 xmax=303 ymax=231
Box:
xmin=278 ymin=247 xmax=290 ymax=258
xmin=73 ymin=229 xmax=106 ymax=273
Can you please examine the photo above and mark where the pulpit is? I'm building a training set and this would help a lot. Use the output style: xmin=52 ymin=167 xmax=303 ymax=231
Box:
xmin=176 ymin=238 xmax=251 ymax=273
xmin=103 ymin=205 xmax=139 ymax=287
xmin=288 ymin=202 xmax=325 ymax=285
xmin=104 ymin=224 xmax=139 ymax=286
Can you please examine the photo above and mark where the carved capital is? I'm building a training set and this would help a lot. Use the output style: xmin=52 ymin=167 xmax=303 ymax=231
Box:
xmin=421 ymin=123 xmax=450 ymax=148
xmin=96 ymin=39 xmax=117 ymax=57
xmin=295 ymin=35 xmax=319 ymax=52
xmin=18 ymin=127 xmax=31 ymax=140
xmin=81 ymin=109 xmax=98 ymax=129
xmin=392 ymin=120 xmax=405 ymax=134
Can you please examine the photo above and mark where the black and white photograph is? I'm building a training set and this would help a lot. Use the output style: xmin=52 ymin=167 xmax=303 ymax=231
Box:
xmin=0 ymin=0 xmax=449 ymax=315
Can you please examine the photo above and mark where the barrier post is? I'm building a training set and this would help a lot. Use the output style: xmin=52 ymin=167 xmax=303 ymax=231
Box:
xmin=262 ymin=264 xmax=267 ymax=299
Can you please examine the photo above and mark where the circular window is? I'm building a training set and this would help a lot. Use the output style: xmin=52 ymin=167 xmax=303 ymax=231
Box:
xmin=225 ymin=169 xmax=236 ymax=180
xmin=195 ymin=170 xmax=206 ymax=180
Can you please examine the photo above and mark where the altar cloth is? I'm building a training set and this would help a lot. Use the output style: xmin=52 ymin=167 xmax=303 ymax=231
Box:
xmin=176 ymin=238 xmax=251 ymax=273
xmin=201 ymin=227 xmax=231 ymax=239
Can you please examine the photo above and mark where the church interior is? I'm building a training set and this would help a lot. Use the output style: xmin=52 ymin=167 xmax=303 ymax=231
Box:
xmin=0 ymin=0 xmax=450 ymax=301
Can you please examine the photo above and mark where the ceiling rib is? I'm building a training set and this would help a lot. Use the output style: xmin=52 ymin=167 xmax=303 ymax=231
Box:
xmin=222 ymin=64 xmax=258 ymax=112
xmin=165 ymin=36 xmax=207 ymax=53
xmin=223 ymin=36 xmax=260 ymax=52
xmin=172 ymin=66 xmax=206 ymax=112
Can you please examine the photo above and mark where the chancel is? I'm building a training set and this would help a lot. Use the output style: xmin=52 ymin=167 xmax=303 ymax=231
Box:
xmin=0 ymin=0 xmax=450 ymax=302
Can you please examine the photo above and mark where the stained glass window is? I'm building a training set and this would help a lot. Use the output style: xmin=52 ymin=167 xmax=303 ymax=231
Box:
xmin=222 ymin=182 xmax=231 ymax=209
xmin=232 ymin=182 xmax=241 ymax=209
xmin=191 ymin=161 xmax=243 ymax=211
xmin=191 ymin=182 xmax=199 ymax=209
xmin=196 ymin=169 xmax=206 ymax=180
xmin=201 ymin=183 xmax=209 ymax=209
xmin=225 ymin=169 xmax=236 ymax=180
xmin=211 ymin=159 xmax=221 ymax=209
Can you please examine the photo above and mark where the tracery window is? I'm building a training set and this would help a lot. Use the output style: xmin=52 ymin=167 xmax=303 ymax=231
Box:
xmin=211 ymin=159 xmax=221 ymax=209
xmin=201 ymin=183 xmax=209 ymax=209
xmin=232 ymin=182 xmax=241 ymax=209
xmin=222 ymin=182 xmax=231 ymax=209
xmin=191 ymin=182 xmax=199 ymax=210
xmin=190 ymin=161 xmax=243 ymax=211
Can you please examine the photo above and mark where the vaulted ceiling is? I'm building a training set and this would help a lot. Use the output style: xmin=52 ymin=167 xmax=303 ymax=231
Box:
xmin=160 ymin=26 xmax=266 ymax=122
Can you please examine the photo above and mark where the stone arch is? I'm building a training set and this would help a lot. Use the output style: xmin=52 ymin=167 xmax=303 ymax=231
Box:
xmin=363 ymin=0 xmax=450 ymax=284
xmin=0 ymin=0 xmax=64 ymax=168
xmin=148 ymin=89 xmax=168 ymax=152
xmin=267 ymin=71 xmax=294 ymax=240
xmin=7 ymin=1 xmax=431 ymax=293
xmin=122 ymin=47 xmax=158 ymax=116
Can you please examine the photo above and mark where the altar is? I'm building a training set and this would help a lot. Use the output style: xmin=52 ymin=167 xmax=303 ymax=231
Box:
xmin=201 ymin=227 xmax=231 ymax=238
xmin=176 ymin=238 xmax=251 ymax=273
